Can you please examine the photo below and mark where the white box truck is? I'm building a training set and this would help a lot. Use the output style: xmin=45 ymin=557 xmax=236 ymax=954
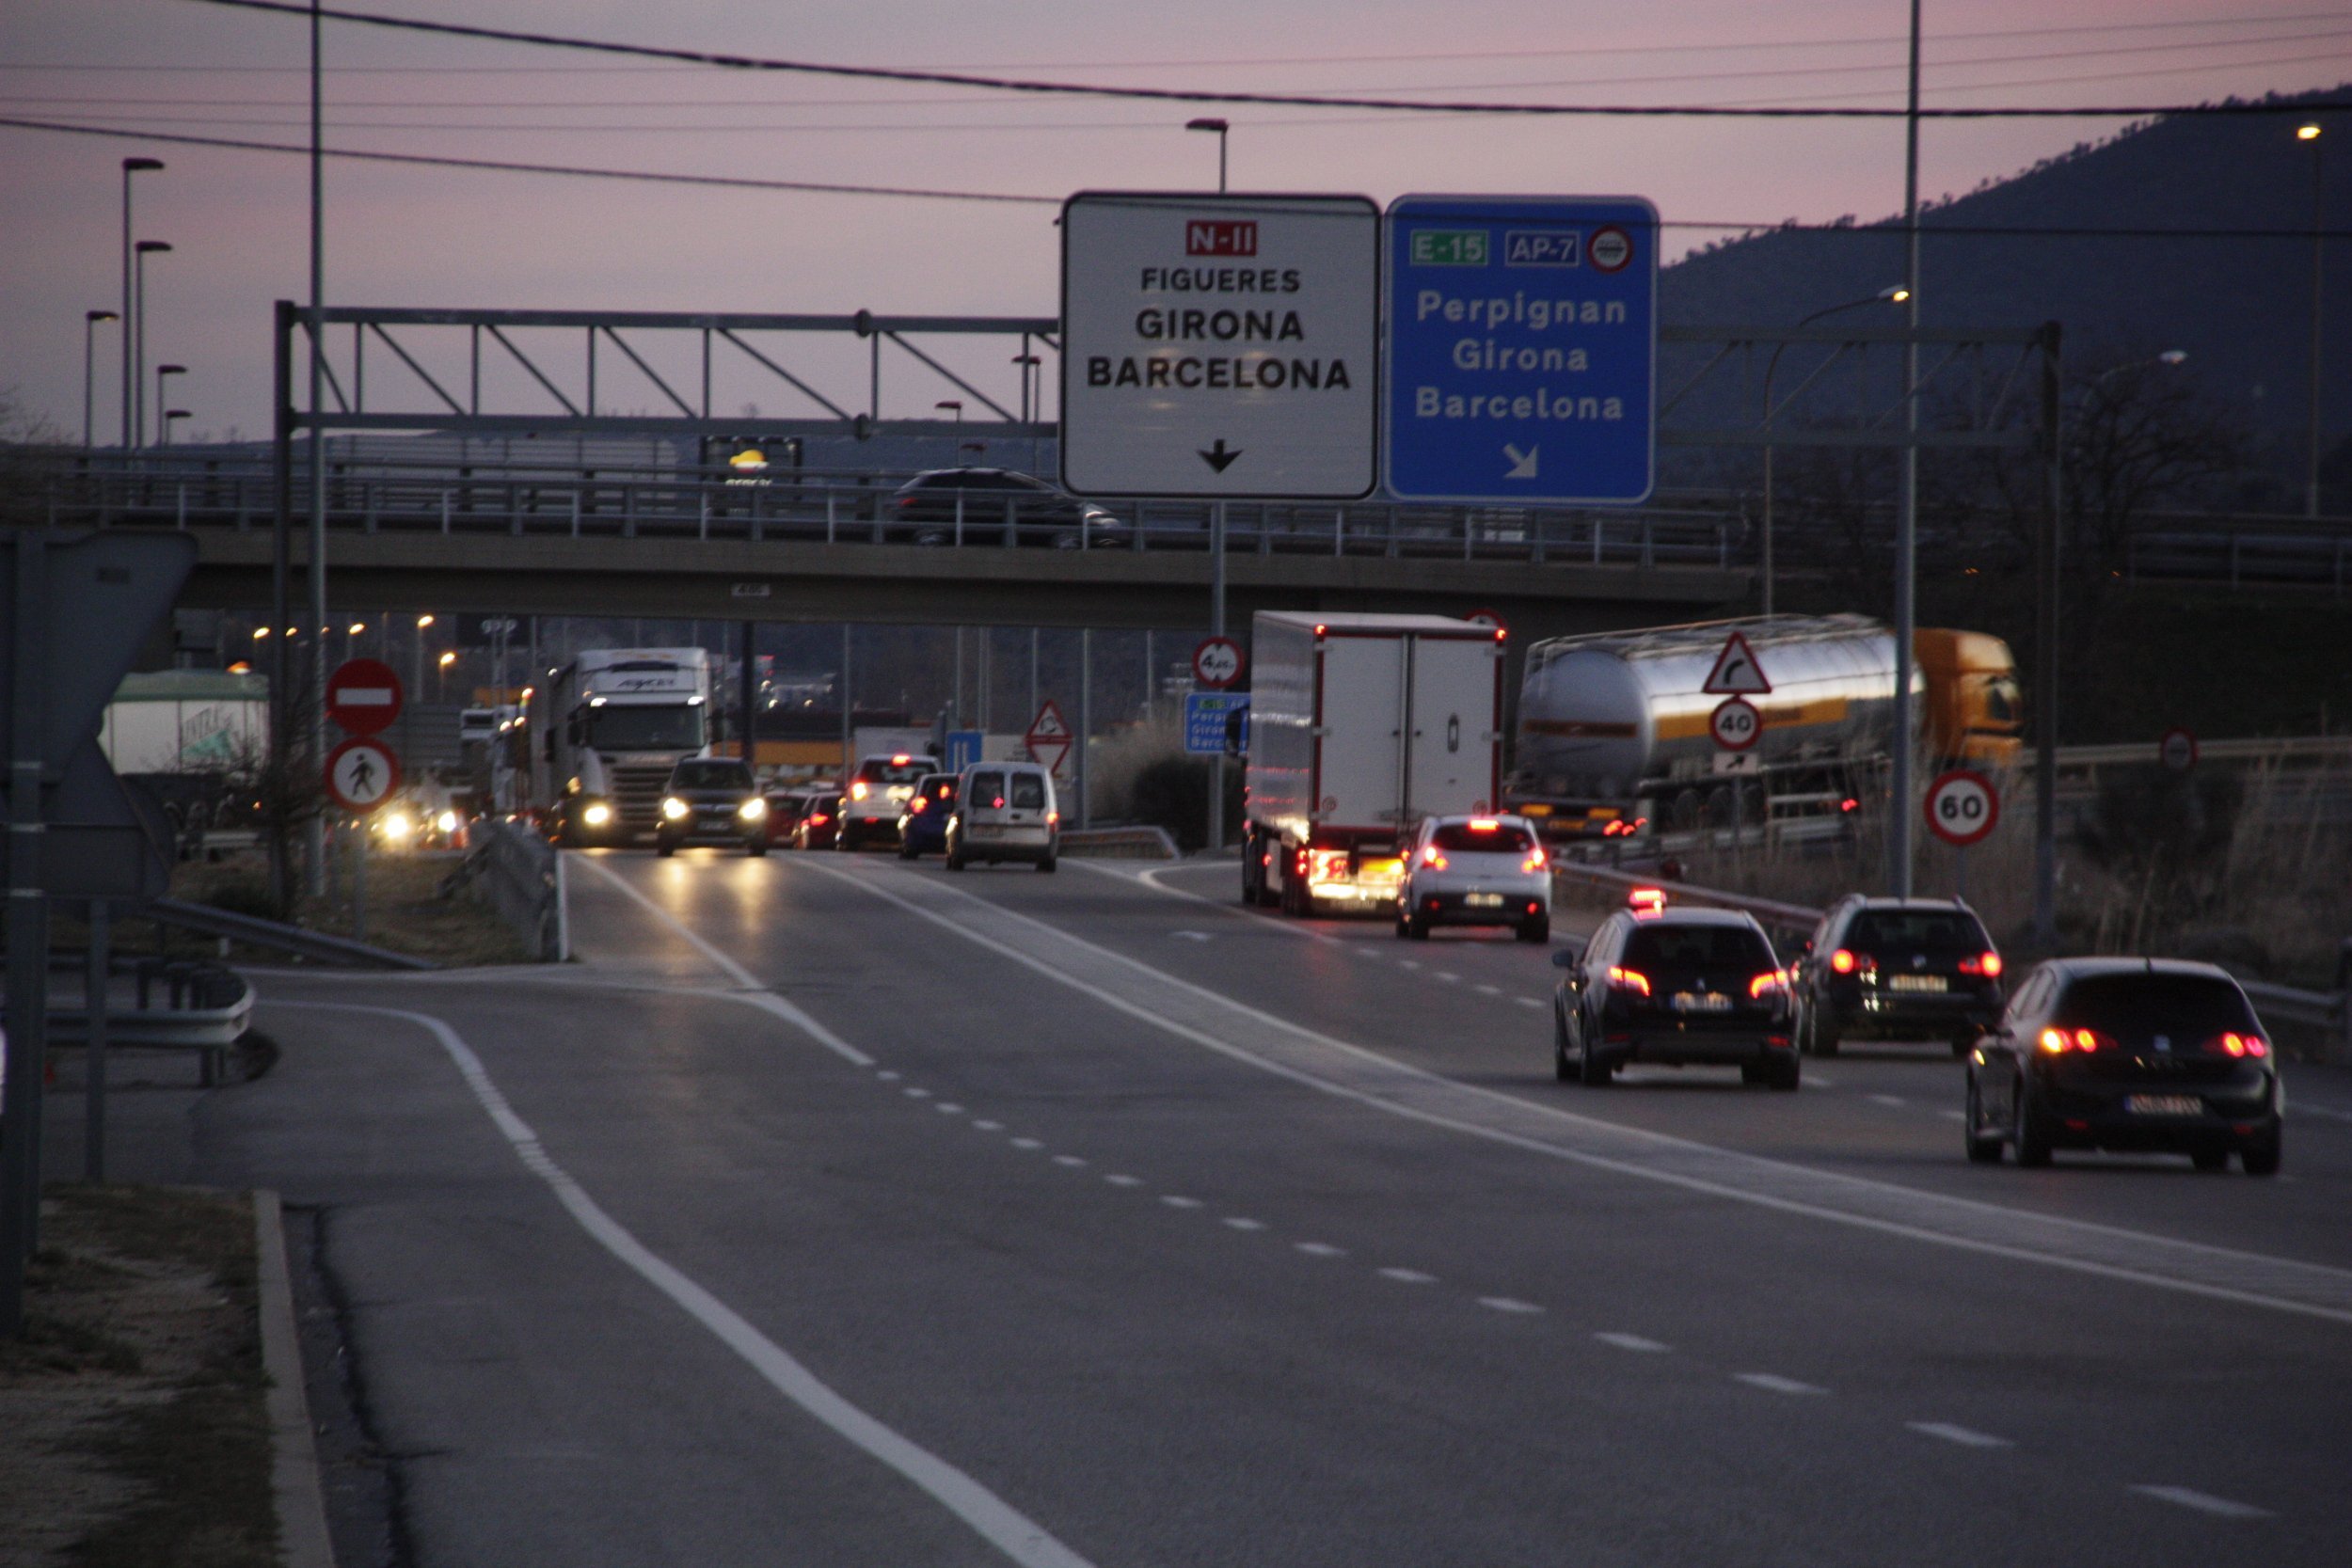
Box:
xmin=536 ymin=647 xmax=714 ymax=845
xmin=1241 ymin=611 xmax=1506 ymax=916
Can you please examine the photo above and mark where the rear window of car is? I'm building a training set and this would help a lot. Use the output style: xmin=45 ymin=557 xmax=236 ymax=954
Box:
xmin=2056 ymin=974 xmax=2255 ymax=1037
xmin=919 ymin=776 xmax=958 ymax=803
xmin=672 ymin=761 xmax=752 ymax=789
xmin=1847 ymin=910 xmax=1989 ymax=953
xmin=1009 ymin=773 xmax=1047 ymax=809
xmin=1623 ymin=923 xmax=1777 ymax=972
xmin=967 ymin=770 xmax=1005 ymax=805
xmin=855 ymin=758 xmax=933 ymax=786
xmin=1431 ymin=821 xmax=1535 ymax=853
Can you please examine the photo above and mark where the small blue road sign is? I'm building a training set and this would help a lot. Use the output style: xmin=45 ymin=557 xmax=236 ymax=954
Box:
xmin=1384 ymin=195 xmax=1658 ymax=505
xmin=1184 ymin=692 xmax=1249 ymax=756
xmin=946 ymin=729 xmax=985 ymax=773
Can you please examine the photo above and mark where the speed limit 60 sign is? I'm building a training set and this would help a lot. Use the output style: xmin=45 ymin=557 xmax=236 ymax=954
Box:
xmin=1924 ymin=768 xmax=1999 ymax=847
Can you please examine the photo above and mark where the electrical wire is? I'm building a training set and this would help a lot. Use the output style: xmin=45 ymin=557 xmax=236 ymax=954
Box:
xmin=179 ymin=0 xmax=2350 ymax=120
xmin=8 ymin=111 xmax=2347 ymax=240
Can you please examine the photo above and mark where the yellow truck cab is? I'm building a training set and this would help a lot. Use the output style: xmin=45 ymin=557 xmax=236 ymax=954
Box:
xmin=1915 ymin=627 xmax=2024 ymax=767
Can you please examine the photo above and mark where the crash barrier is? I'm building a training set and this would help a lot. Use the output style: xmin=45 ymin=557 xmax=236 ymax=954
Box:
xmin=44 ymin=955 xmax=255 ymax=1085
xmin=452 ymin=820 xmax=568 ymax=961
xmin=1059 ymin=825 xmax=1180 ymax=860
xmin=151 ymin=895 xmax=438 ymax=970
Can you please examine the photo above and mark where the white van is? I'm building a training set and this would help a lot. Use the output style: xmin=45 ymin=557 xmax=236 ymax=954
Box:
xmin=946 ymin=761 xmax=1058 ymax=872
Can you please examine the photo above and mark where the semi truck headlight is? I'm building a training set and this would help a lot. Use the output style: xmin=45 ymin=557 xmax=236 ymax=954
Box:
xmin=582 ymin=801 xmax=614 ymax=828
xmin=380 ymin=810 xmax=414 ymax=842
xmin=661 ymin=796 xmax=691 ymax=821
xmin=437 ymin=810 xmax=460 ymax=834
xmin=738 ymin=797 xmax=767 ymax=820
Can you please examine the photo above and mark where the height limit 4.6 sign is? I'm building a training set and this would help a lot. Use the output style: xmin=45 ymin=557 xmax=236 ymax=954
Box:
xmin=1061 ymin=192 xmax=1379 ymax=499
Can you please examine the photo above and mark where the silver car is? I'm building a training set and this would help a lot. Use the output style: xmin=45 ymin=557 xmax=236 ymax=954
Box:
xmin=1396 ymin=814 xmax=1551 ymax=942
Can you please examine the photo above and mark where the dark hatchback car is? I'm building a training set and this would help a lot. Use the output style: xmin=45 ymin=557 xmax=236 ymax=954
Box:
xmin=1553 ymin=906 xmax=1798 ymax=1090
xmin=886 ymin=468 xmax=1125 ymax=549
xmin=1964 ymin=958 xmax=2282 ymax=1174
xmin=896 ymin=773 xmax=959 ymax=860
xmin=787 ymin=786 xmax=840 ymax=850
xmin=761 ymin=785 xmax=810 ymax=847
xmin=654 ymin=758 xmax=768 ymax=857
xmin=1798 ymin=896 xmax=2004 ymax=1057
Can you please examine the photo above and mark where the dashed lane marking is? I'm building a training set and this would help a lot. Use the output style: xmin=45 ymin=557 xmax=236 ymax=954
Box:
xmin=270 ymin=1003 xmax=1096 ymax=1568
xmin=1161 ymin=1196 xmax=1205 ymax=1210
xmin=2129 ymin=1485 xmax=2274 ymax=1520
xmin=876 ymin=1070 xmax=902 ymax=1082
xmin=904 ymin=1086 xmax=931 ymax=1099
xmin=1594 ymin=1333 xmax=1670 ymax=1354
xmin=1475 ymin=984 xmax=1502 ymax=996
xmin=1478 ymin=1297 xmax=1545 ymax=1314
xmin=1104 ymin=1174 xmax=1143 ymax=1187
xmin=936 ymin=1103 xmax=964 ymax=1115
xmin=1377 ymin=1268 xmax=1438 ymax=1285
xmin=1515 ymin=996 xmax=1546 ymax=1009
xmin=1908 ymin=1422 xmax=2012 ymax=1449
xmin=1868 ymin=1094 xmax=1907 ymax=1108
xmin=1222 ymin=1217 xmax=1268 ymax=1231
xmin=1053 ymin=1154 xmax=1088 ymax=1167
xmin=1009 ymin=1137 xmax=1044 ymax=1150
xmin=972 ymin=1120 xmax=1004 ymax=1132
xmin=1735 ymin=1373 xmax=1827 ymax=1396
xmin=1295 ymin=1243 xmax=1348 ymax=1259
xmin=1435 ymin=972 xmax=1461 ymax=984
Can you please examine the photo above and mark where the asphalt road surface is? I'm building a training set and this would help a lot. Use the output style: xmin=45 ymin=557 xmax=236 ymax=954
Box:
xmin=198 ymin=847 xmax=2352 ymax=1567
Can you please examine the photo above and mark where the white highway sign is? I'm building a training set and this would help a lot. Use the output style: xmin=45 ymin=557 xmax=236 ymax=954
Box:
xmin=1060 ymin=192 xmax=1379 ymax=499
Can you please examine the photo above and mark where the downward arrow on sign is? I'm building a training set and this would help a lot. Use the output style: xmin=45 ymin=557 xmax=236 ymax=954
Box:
xmin=1199 ymin=439 xmax=1243 ymax=473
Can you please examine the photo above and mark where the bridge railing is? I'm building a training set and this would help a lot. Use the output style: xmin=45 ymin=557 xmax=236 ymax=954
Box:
xmin=25 ymin=452 xmax=1742 ymax=570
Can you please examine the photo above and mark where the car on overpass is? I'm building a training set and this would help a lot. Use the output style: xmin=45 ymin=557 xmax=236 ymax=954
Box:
xmin=886 ymin=468 xmax=1126 ymax=549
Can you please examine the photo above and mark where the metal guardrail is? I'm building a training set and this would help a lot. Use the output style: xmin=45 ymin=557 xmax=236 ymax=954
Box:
xmin=2243 ymin=981 xmax=2352 ymax=1057
xmin=2127 ymin=517 xmax=2352 ymax=594
xmin=456 ymin=820 xmax=567 ymax=961
xmin=43 ymin=957 xmax=255 ymax=1085
xmin=149 ymin=895 xmax=439 ymax=970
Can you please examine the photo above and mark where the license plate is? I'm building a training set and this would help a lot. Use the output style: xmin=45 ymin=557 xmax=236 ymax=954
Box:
xmin=972 ymin=823 xmax=1002 ymax=837
xmin=1465 ymin=893 xmax=1503 ymax=908
xmin=1886 ymin=974 xmax=1948 ymax=993
xmin=2125 ymin=1094 xmax=2204 ymax=1117
xmin=1671 ymin=992 xmax=1732 ymax=1013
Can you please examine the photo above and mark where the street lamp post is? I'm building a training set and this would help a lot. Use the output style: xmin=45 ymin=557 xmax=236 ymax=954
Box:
xmin=154 ymin=365 xmax=185 ymax=447
xmin=82 ymin=310 xmax=118 ymax=449
xmin=119 ymin=157 xmax=162 ymax=449
xmin=132 ymin=240 xmax=170 ymax=451
xmin=162 ymin=409 xmax=190 ymax=447
xmin=1759 ymin=287 xmax=1907 ymax=617
xmin=2300 ymin=122 xmax=2326 ymax=518
xmin=437 ymin=649 xmax=456 ymax=703
xmin=1186 ymin=118 xmax=1230 ymax=192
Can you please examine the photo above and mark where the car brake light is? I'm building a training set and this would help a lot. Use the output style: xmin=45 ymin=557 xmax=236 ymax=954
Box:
xmin=1521 ymin=847 xmax=1548 ymax=873
xmin=1422 ymin=846 xmax=1448 ymax=869
xmin=1959 ymin=951 xmax=2003 ymax=977
xmin=1628 ymin=886 xmax=1665 ymax=913
xmin=910 ymin=798 xmax=927 ymax=813
xmin=808 ymin=812 xmax=828 ymax=825
xmin=1830 ymin=948 xmax=1858 ymax=974
xmin=2038 ymin=1027 xmax=2114 ymax=1054
xmin=1468 ymin=818 xmax=1500 ymax=832
xmin=891 ymin=753 xmax=910 ymax=765
xmin=1749 ymin=970 xmax=1788 ymax=999
xmin=1839 ymin=798 xmax=1860 ymax=813
xmin=1047 ymin=811 xmax=1058 ymax=825
xmin=1608 ymin=965 xmax=1652 ymax=997
xmin=2215 ymin=1032 xmax=2269 ymax=1059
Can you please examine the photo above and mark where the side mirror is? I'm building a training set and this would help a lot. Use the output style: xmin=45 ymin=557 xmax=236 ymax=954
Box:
xmin=1550 ymin=948 xmax=1577 ymax=970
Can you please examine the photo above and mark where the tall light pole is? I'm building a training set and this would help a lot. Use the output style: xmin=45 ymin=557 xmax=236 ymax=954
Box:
xmin=306 ymin=0 xmax=330 ymax=896
xmin=162 ymin=408 xmax=191 ymax=447
xmin=1186 ymin=117 xmax=1230 ymax=192
xmin=132 ymin=240 xmax=170 ymax=452
xmin=119 ymin=157 xmax=162 ymax=449
xmin=154 ymin=364 xmax=185 ymax=447
xmin=1889 ymin=0 xmax=1926 ymax=898
xmin=82 ymin=310 xmax=118 ymax=449
xmin=1759 ymin=286 xmax=1907 ymax=616
xmin=2300 ymin=121 xmax=2326 ymax=518
xmin=1013 ymin=350 xmax=1041 ymax=469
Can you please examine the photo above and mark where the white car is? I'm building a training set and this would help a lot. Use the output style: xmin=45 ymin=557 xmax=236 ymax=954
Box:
xmin=1396 ymin=814 xmax=1551 ymax=942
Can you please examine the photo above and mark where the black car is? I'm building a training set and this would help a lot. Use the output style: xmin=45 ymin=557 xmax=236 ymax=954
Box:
xmin=1552 ymin=905 xmax=1798 ymax=1089
xmin=885 ymin=468 xmax=1125 ymax=549
xmin=1796 ymin=896 xmax=2004 ymax=1057
xmin=1963 ymin=958 xmax=2281 ymax=1174
xmin=653 ymin=758 xmax=768 ymax=857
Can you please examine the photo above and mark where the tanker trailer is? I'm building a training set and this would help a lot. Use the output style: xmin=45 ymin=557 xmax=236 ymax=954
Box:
xmin=1508 ymin=614 xmax=1929 ymax=839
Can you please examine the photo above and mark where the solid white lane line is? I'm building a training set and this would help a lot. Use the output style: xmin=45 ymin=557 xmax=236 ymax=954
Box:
xmin=1594 ymin=1333 xmax=1670 ymax=1354
xmin=1355 ymin=947 xmax=1383 ymax=958
xmin=1436 ymin=972 xmax=1461 ymax=984
xmin=1009 ymin=1137 xmax=1044 ymax=1150
xmin=1734 ymin=1373 xmax=1827 ymax=1396
xmin=936 ymin=1103 xmax=964 ymax=1116
xmin=1161 ymin=1196 xmax=1204 ymax=1210
xmin=1295 ymin=1243 xmax=1348 ymax=1259
xmin=1478 ymin=1297 xmax=1545 ymax=1314
xmin=2294 ymin=1102 xmax=2352 ymax=1123
xmin=716 ymin=992 xmax=877 ymax=1069
xmin=1104 ymin=1174 xmax=1143 ymax=1187
xmin=1397 ymin=959 xmax=1422 ymax=971
xmin=1377 ymin=1268 xmax=1438 ymax=1285
xmin=804 ymin=861 xmax=2352 ymax=1327
xmin=274 ymin=1002 xmax=1094 ymax=1568
xmin=1053 ymin=1155 xmax=1088 ymax=1167
xmin=972 ymin=1120 xmax=1004 ymax=1132
xmin=1222 ymin=1217 xmax=1267 ymax=1231
xmin=1907 ymin=1422 xmax=2012 ymax=1449
xmin=876 ymin=1070 xmax=902 ymax=1082
xmin=2129 ymin=1485 xmax=2274 ymax=1520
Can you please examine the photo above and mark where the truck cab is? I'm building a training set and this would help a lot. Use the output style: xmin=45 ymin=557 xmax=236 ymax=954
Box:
xmin=540 ymin=649 xmax=714 ymax=846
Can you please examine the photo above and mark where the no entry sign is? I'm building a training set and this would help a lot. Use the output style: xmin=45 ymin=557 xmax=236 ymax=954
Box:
xmin=326 ymin=657 xmax=404 ymax=736
xmin=1924 ymin=768 xmax=1999 ymax=847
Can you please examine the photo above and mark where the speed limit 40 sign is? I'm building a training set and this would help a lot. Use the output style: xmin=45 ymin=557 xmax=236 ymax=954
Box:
xmin=1924 ymin=768 xmax=2000 ymax=847
xmin=1708 ymin=697 xmax=1762 ymax=752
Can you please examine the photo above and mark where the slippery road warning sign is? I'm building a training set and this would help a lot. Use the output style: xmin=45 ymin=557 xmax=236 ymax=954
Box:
xmin=1701 ymin=631 xmax=1772 ymax=696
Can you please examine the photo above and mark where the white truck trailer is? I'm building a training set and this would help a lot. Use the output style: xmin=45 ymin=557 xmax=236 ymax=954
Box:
xmin=536 ymin=647 xmax=714 ymax=845
xmin=1241 ymin=611 xmax=1506 ymax=916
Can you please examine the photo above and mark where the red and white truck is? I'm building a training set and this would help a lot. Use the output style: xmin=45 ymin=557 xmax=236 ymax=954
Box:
xmin=1240 ymin=611 xmax=1506 ymax=917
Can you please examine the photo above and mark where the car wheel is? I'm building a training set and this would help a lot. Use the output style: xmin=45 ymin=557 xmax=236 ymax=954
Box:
xmin=2012 ymin=1073 xmax=2053 ymax=1167
xmin=898 ymin=837 xmax=916 ymax=860
xmin=1963 ymin=1076 xmax=2004 ymax=1164
xmin=1051 ymin=530 xmax=1082 ymax=550
xmin=1579 ymin=1028 xmax=1613 ymax=1087
xmin=1406 ymin=913 xmax=1430 ymax=941
xmin=1806 ymin=1005 xmax=1841 ymax=1058
xmin=748 ymin=842 xmax=768 ymax=858
xmin=1518 ymin=914 xmax=1550 ymax=944
xmin=2190 ymin=1148 xmax=2230 ymax=1174
xmin=946 ymin=838 xmax=965 ymax=871
xmin=1037 ymin=854 xmax=1057 ymax=874
xmin=656 ymin=839 xmax=675 ymax=858
xmin=2241 ymin=1129 xmax=2282 ymax=1177
xmin=1394 ymin=911 xmax=1411 ymax=940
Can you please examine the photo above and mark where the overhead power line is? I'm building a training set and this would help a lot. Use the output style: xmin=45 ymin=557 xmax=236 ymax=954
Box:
xmin=9 ymin=113 xmax=2350 ymax=243
xmin=183 ymin=0 xmax=2345 ymax=120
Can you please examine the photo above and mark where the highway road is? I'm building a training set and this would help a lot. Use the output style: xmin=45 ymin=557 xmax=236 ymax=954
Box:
xmin=201 ymin=848 xmax=2352 ymax=1567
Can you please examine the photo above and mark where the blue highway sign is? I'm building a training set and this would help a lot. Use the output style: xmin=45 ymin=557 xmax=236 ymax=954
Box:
xmin=946 ymin=729 xmax=985 ymax=773
xmin=1383 ymin=195 xmax=1658 ymax=505
xmin=1184 ymin=692 xmax=1249 ymax=756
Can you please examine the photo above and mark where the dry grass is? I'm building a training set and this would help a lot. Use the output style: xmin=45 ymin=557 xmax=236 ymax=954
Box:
xmin=161 ymin=847 xmax=532 ymax=968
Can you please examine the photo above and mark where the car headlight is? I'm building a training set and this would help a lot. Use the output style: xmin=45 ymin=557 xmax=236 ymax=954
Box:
xmin=436 ymin=810 xmax=459 ymax=834
xmin=738 ymin=797 xmax=767 ymax=820
xmin=661 ymin=796 xmax=691 ymax=821
xmin=582 ymin=801 xmax=614 ymax=827
xmin=380 ymin=810 xmax=414 ymax=841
